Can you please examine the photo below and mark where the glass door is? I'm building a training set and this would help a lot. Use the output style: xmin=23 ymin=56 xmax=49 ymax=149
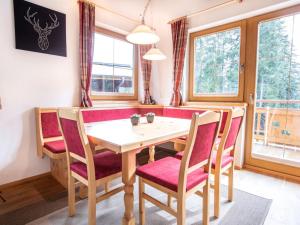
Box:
xmin=252 ymin=13 xmax=300 ymax=165
xmin=245 ymin=6 xmax=300 ymax=176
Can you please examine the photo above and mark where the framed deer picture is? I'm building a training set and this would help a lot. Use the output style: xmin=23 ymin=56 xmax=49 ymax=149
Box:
xmin=13 ymin=0 xmax=66 ymax=57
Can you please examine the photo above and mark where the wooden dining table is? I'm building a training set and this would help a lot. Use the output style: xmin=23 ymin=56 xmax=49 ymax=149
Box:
xmin=85 ymin=116 xmax=191 ymax=225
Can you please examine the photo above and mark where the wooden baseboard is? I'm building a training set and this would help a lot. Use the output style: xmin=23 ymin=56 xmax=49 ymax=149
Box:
xmin=0 ymin=172 xmax=51 ymax=190
xmin=244 ymin=164 xmax=300 ymax=184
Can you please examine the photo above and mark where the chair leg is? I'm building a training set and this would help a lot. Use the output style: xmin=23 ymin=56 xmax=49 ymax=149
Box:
xmin=139 ymin=178 xmax=145 ymax=225
xmin=105 ymin=182 xmax=110 ymax=193
xmin=203 ymin=180 xmax=210 ymax=225
xmin=68 ymin=175 xmax=76 ymax=217
xmin=177 ymin=198 xmax=186 ymax=225
xmin=167 ymin=194 xmax=172 ymax=207
xmin=214 ymin=173 xmax=221 ymax=218
xmin=88 ymin=185 xmax=97 ymax=225
xmin=148 ymin=146 xmax=155 ymax=163
xmin=228 ymin=165 xmax=234 ymax=202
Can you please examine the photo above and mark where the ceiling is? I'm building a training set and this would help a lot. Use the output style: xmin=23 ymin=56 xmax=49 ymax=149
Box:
xmin=92 ymin=0 xmax=226 ymax=22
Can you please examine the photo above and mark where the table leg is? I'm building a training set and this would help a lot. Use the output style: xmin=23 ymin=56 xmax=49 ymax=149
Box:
xmin=122 ymin=151 xmax=136 ymax=225
xmin=148 ymin=146 xmax=155 ymax=163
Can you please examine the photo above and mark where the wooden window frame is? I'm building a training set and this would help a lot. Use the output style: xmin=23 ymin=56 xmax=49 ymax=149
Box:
xmin=188 ymin=20 xmax=246 ymax=102
xmin=244 ymin=4 xmax=300 ymax=178
xmin=91 ymin=27 xmax=138 ymax=101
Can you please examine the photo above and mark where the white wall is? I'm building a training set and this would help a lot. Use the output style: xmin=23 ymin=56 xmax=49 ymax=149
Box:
xmin=0 ymin=0 xmax=80 ymax=185
xmin=0 ymin=0 xmax=147 ymax=185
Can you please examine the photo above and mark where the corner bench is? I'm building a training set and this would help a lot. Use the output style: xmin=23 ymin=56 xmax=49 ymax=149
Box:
xmin=35 ymin=108 xmax=68 ymax=187
xmin=35 ymin=105 xmax=242 ymax=188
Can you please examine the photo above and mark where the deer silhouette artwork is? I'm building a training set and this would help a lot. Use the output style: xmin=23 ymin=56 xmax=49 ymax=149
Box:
xmin=24 ymin=7 xmax=60 ymax=51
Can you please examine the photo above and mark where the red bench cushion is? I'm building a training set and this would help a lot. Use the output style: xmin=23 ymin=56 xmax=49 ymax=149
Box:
xmin=163 ymin=108 xmax=205 ymax=119
xmin=139 ymin=107 xmax=164 ymax=116
xmin=70 ymin=151 xmax=122 ymax=180
xmin=82 ymin=108 xmax=140 ymax=123
xmin=136 ymin=157 xmax=208 ymax=192
xmin=41 ymin=112 xmax=61 ymax=138
xmin=44 ymin=140 xmax=65 ymax=154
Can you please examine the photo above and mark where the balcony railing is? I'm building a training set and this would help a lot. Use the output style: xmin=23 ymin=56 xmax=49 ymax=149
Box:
xmin=254 ymin=100 xmax=300 ymax=148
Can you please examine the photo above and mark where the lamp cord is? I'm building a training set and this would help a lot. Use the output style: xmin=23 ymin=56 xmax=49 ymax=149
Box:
xmin=141 ymin=0 xmax=151 ymax=24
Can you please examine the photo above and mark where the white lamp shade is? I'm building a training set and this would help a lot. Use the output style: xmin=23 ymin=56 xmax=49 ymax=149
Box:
xmin=143 ymin=47 xmax=167 ymax=61
xmin=126 ymin=24 xmax=160 ymax=45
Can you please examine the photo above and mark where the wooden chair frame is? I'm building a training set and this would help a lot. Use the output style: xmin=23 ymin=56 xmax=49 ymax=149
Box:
xmin=58 ymin=108 xmax=123 ymax=225
xmin=139 ymin=111 xmax=222 ymax=225
xmin=212 ymin=108 xmax=245 ymax=218
xmin=35 ymin=107 xmax=65 ymax=159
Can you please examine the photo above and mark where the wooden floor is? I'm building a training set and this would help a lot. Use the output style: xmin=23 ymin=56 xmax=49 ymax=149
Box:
xmin=0 ymin=174 xmax=66 ymax=216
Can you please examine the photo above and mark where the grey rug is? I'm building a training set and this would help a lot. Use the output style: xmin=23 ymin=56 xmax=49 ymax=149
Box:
xmin=20 ymin=184 xmax=271 ymax=225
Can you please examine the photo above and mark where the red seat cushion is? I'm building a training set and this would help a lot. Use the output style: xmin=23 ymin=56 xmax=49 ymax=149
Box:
xmin=136 ymin=157 xmax=208 ymax=192
xmin=174 ymin=151 xmax=233 ymax=169
xmin=44 ymin=140 xmax=66 ymax=154
xmin=70 ymin=151 xmax=122 ymax=180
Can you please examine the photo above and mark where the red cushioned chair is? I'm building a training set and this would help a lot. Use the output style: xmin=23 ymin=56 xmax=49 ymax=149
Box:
xmin=58 ymin=108 xmax=123 ymax=225
xmin=174 ymin=108 xmax=245 ymax=218
xmin=168 ymin=107 xmax=230 ymax=152
xmin=211 ymin=108 xmax=244 ymax=218
xmin=136 ymin=111 xmax=221 ymax=225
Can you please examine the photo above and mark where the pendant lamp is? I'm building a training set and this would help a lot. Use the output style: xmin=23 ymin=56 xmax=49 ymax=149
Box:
xmin=126 ymin=0 xmax=159 ymax=45
xmin=143 ymin=46 xmax=166 ymax=61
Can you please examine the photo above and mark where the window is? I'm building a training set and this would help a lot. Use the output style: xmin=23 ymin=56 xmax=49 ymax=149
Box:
xmin=91 ymin=28 xmax=138 ymax=100
xmin=189 ymin=21 xmax=245 ymax=101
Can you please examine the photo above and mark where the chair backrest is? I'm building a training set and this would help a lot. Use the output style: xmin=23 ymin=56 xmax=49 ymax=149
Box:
xmin=178 ymin=111 xmax=221 ymax=193
xmin=219 ymin=108 xmax=245 ymax=152
xmin=224 ymin=108 xmax=244 ymax=150
xmin=214 ymin=108 xmax=245 ymax=169
xmin=58 ymin=108 xmax=93 ymax=164
xmin=35 ymin=108 xmax=63 ymax=157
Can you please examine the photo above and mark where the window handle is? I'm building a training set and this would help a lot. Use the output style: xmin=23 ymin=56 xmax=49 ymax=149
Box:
xmin=240 ymin=64 xmax=245 ymax=73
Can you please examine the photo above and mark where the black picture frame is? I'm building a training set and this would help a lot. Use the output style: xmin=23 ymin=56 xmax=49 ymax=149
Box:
xmin=13 ymin=0 xmax=67 ymax=57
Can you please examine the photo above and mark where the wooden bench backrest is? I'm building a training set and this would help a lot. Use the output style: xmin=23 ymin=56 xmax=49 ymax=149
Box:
xmin=35 ymin=107 xmax=63 ymax=158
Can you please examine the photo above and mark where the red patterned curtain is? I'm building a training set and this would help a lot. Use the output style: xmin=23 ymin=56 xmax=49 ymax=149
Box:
xmin=139 ymin=45 xmax=155 ymax=104
xmin=79 ymin=1 xmax=95 ymax=107
xmin=170 ymin=17 xmax=188 ymax=106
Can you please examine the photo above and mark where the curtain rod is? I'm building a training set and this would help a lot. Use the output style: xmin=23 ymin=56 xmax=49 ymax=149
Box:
xmin=167 ymin=0 xmax=243 ymax=24
xmin=78 ymin=0 xmax=140 ymax=24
